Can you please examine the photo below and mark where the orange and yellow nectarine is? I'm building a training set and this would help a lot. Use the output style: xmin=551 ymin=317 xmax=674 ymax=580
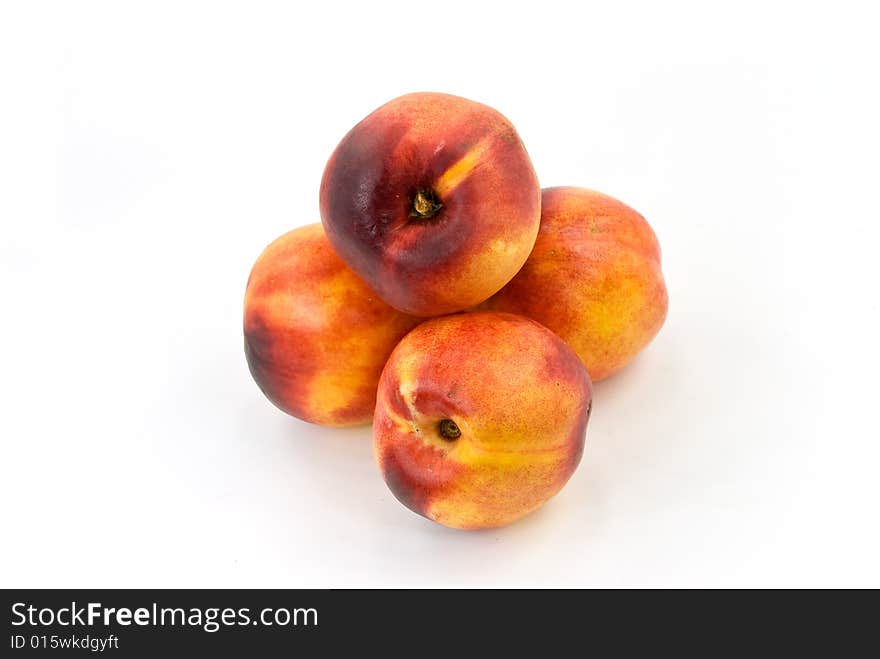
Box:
xmin=485 ymin=187 xmax=668 ymax=381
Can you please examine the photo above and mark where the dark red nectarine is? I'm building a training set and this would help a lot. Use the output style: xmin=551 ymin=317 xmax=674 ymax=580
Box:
xmin=320 ymin=92 xmax=541 ymax=317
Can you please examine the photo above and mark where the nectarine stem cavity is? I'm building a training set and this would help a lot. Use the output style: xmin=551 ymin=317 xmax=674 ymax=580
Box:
xmin=410 ymin=189 xmax=443 ymax=220
xmin=438 ymin=419 xmax=461 ymax=441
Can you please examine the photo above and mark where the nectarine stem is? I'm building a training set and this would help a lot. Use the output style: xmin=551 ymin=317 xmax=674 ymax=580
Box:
xmin=438 ymin=419 xmax=461 ymax=440
xmin=410 ymin=189 xmax=443 ymax=219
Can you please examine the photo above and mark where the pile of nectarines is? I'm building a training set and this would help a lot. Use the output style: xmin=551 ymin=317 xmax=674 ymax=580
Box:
xmin=244 ymin=92 xmax=667 ymax=530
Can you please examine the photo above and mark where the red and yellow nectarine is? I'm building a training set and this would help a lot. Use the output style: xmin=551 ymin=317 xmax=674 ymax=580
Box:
xmin=244 ymin=224 xmax=420 ymax=426
xmin=374 ymin=312 xmax=592 ymax=529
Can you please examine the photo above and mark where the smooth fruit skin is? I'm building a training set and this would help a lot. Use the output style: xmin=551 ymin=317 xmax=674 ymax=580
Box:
xmin=485 ymin=187 xmax=668 ymax=382
xmin=373 ymin=312 xmax=592 ymax=529
xmin=320 ymin=92 xmax=541 ymax=317
xmin=244 ymin=224 xmax=421 ymax=427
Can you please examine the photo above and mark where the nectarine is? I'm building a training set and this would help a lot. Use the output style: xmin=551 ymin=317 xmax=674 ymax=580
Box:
xmin=320 ymin=92 xmax=541 ymax=317
xmin=374 ymin=312 xmax=592 ymax=529
xmin=244 ymin=224 xmax=420 ymax=426
xmin=485 ymin=187 xmax=668 ymax=381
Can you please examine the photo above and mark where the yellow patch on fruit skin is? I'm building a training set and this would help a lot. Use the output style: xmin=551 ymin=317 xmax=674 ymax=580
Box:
xmin=484 ymin=187 xmax=668 ymax=382
xmin=489 ymin=238 xmax=514 ymax=257
xmin=426 ymin=445 xmax=570 ymax=529
xmin=433 ymin=138 xmax=492 ymax=197
xmin=422 ymin=414 xmax=580 ymax=528
xmin=245 ymin=223 xmax=420 ymax=427
xmin=423 ymin=215 xmax=538 ymax=314
xmin=390 ymin=355 xmax=423 ymax=437
xmin=299 ymin=268 xmax=366 ymax=423
xmin=303 ymin=372 xmax=368 ymax=427
xmin=304 ymin=301 xmax=415 ymax=426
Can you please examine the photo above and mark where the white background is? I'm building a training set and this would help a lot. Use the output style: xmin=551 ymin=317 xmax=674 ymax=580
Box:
xmin=2 ymin=1 xmax=878 ymax=588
